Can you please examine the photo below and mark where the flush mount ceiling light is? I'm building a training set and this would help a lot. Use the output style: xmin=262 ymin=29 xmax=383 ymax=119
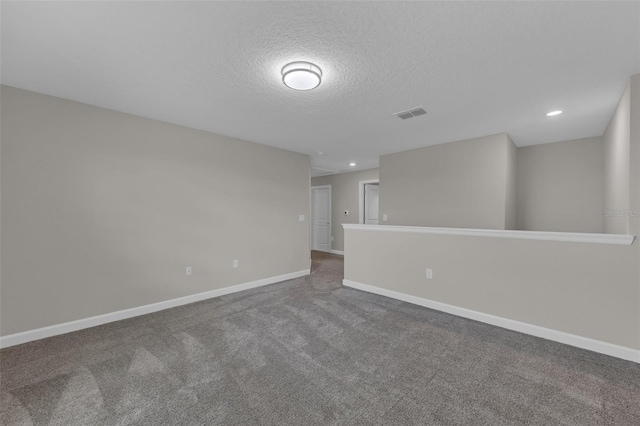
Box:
xmin=546 ymin=110 xmax=563 ymax=117
xmin=349 ymin=162 xmax=356 ymax=167
xmin=282 ymin=61 xmax=322 ymax=91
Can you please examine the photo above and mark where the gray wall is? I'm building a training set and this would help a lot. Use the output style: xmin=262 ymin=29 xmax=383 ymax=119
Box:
xmin=603 ymin=83 xmax=632 ymax=234
xmin=311 ymin=168 xmax=379 ymax=252
xmin=1 ymin=86 xmax=311 ymax=336
xmin=630 ymin=75 xmax=640 ymax=261
xmin=379 ymin=133 xmax=516 ymax=230
xmin=344 ymin=227 xmax=639 ymax=350
xmin=516 ymin=136 xmax=604 ymax=233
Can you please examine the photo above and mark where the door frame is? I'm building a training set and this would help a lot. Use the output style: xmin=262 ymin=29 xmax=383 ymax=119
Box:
xmin=358 ymin=180 xmax=379 ymax=224
xmin=311 ymin=185 xmax=332 ymax=252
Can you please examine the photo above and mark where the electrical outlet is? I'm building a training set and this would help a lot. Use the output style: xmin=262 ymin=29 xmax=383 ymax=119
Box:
xmin=233 ymin=259 xmax=239 ymax=268
xmin=331 ymin=236 xmax=334 ymax=241
xmin=186 ymin=266 xmax=192 ymax=276
xmin=344 ymin=210 xmax=349 ymax=216
xmin=382 ymin=214 xmax=388 ymax=221
xmin=426 ymin=268 xmax=433 ymax=279
xmin=299 ymin=214 xmax=305 ymax=222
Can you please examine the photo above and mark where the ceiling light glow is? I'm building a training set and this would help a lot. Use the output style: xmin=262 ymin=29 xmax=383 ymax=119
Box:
xmin=546 ymin=110 xmax=563 ymax=117
xmin=349 ymin=162 xmax=356 ymax=167
xmin=282 ymin=62 xmax=322 ymax=91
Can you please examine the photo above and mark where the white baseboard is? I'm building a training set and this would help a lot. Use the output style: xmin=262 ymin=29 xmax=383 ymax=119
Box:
xmin=330 ymin=250 xmax=345 ymax=255
xmin=0 ymin=269 xmax=310 ymax=349
xmin=343 ymin=279 xmax=640 ymax=364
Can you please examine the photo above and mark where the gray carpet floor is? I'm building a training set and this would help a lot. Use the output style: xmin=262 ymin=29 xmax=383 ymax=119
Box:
xmin=1 ymin=251 xmax=639 ymax=425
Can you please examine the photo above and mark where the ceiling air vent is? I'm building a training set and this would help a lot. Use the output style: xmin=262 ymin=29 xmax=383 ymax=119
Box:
xmin=393 ymin=106 xmax=427 ymax=120
xmin=312 ymin=166 xmax=336 ymax=175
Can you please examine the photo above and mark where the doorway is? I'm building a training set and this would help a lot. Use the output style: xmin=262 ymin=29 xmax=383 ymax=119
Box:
xmin=311 ymin=185 xmax=331 ymax=252
xmin=359 ymin=180 xmax=380 ymax=224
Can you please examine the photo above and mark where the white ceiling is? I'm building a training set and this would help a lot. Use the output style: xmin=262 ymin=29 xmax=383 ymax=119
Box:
xmin=2 ymin=1 xmax=639 ymax=176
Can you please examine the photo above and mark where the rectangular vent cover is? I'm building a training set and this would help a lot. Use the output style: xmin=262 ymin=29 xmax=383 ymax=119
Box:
xmin=312 ymin=166 xmax=336 ymax=175
xmin=393 ymin=107 xmax=427 ymax=120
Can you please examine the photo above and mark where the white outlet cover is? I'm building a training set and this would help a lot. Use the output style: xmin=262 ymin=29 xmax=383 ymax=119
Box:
xmin=299 ymin=214 xmax=305 ymax=222
xmin=426 ymin=268 xmax=433 ymax=279
xmin=344 ymin=210 xmax=349 ymax=216
xmin=233 ymin=259 xmax=239 ymax=268
xmin=383 ymin=214 xmax=388 ymax=221
xmin=186 ymin=266 xmax=192 ymax=276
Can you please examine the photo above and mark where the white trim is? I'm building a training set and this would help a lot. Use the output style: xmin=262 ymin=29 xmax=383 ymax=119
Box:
xmin=311 ymin=185 xmax=332 ymax=252
xmin=330 ymin=250 xmax=345 ymax=255
xmin=358 ymin=179 xmax=380 ymax=225
xmin=342 ymin=224 xmax=635 ymax=245
xmin=0 ymin=269 xmax=310 ymax=349
xmin=343 ymin=279 xmax=640 ymax=363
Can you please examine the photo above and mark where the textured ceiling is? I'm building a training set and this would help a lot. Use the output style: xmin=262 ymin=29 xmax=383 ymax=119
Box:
xmin=2 ymin=1 xmax=639 ymax=176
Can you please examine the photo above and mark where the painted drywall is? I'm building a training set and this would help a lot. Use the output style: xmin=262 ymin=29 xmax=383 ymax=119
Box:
xmin=0 ymin=86 xmax=311 ymax=336
xmin=629 ymin=75 xmax=640 ymax=341
xmin=516 ymin=136 xmax=604 ymax=233
xmin=379 ymin=133 xmax=516 ymax=230
xmin=343 ymin=227 xmax=639 ymax=350
xmin=311 ymin=168 xmax=379 ymax=252
xmin=603 ymin=83 xmax=631 ymax=234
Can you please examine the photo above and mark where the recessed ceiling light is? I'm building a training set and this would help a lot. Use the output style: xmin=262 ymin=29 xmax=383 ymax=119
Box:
xmin=546 ymin=110 xmax=563 ymax=117
xmin=349 ymin=162 xmax=356 ymax=167
xmin=317 ymin=151 xmax=325 ymax=155
xmin=282 ymin=62 xmax=322 ymax=91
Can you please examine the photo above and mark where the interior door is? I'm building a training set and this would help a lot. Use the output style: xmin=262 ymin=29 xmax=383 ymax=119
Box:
xmin=364 ymin=184 xmax=379 ymax=224
xmin=312 ymin=186 xmax=331 ymax=252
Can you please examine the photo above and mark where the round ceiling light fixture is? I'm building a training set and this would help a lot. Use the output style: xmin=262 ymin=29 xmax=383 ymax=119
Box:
xmin=546 ymin=110 xmax=563 ymax=117
xmin=282 ymin=61 xmax=322 ymax=91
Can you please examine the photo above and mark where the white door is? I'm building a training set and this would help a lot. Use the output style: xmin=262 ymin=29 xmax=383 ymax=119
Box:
xmin=312 ymin=186 xmax=331 ymax=252
xmin=364 ymin=184 xmax=379 ymax=225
